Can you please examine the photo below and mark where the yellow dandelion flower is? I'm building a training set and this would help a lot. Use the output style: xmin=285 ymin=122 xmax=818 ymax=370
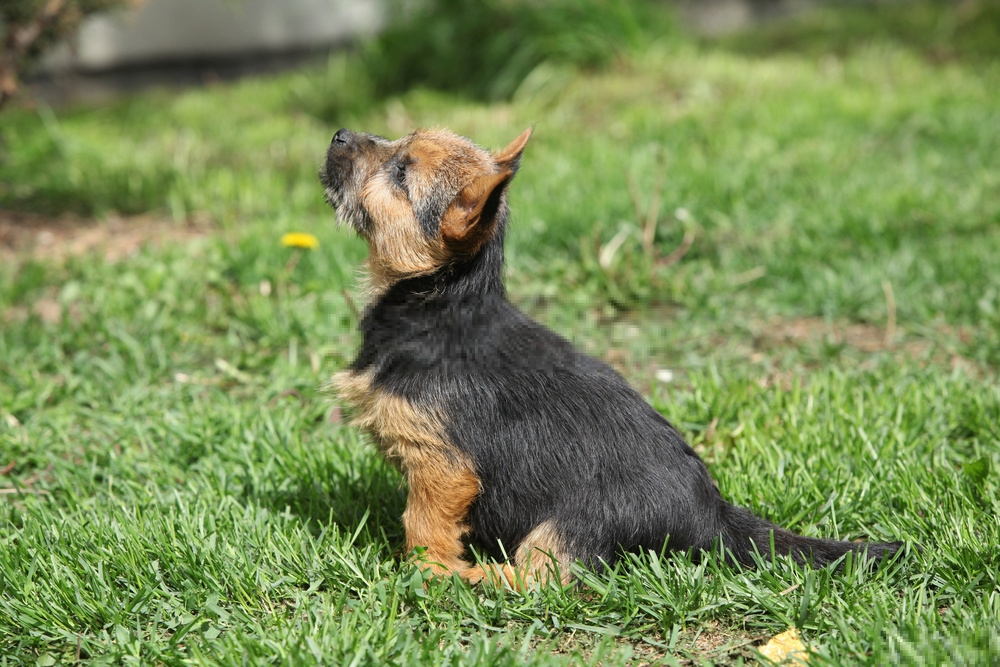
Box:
xmin=280 ymin=232 xmax=320 ymax=249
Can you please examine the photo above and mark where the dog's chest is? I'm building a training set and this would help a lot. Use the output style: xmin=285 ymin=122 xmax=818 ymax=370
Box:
xmin=332 ymin=370 xmax=451 ymax=465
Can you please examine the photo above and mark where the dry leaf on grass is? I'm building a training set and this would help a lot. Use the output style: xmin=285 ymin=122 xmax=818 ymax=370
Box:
xmin=758 ymin=627 xmax=810 ymax=664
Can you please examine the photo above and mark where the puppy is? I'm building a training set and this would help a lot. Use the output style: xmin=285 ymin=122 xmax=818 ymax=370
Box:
xmin=320 ymin=126 xmax=901 ymax=585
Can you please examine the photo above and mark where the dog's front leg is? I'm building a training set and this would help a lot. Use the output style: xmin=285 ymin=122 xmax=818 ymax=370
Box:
xmin=400 ymin=445 xmax=515 ymax=585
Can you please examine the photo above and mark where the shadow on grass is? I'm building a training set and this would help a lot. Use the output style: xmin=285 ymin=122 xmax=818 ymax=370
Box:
xmin=245 ymin=438 xmax=408 ymax=549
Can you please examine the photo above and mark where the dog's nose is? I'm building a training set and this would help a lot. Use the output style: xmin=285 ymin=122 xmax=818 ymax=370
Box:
xmin=333 ymin=128 xmax=353 ymax=146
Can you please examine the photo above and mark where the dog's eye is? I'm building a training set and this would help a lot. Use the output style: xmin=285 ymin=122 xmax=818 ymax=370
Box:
xmin=393 ymin=163 xmax=407 ymax=187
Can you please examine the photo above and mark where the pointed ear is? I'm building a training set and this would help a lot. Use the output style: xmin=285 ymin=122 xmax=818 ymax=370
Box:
xmin=493 ymin=127 xmax=533 ymax=172
xmin=440 ymin=169 xmax=513 ymax=250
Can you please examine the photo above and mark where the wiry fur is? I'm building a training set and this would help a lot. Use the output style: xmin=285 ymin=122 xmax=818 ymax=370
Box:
xmin=320 ymin=127 xmax=902 ymax=584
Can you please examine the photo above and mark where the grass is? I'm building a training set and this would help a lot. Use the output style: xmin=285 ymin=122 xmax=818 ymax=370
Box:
xmin=1 ymin=1 xmax=1000 ymax=664
xmin=714 ymin=0 xmax=1000 ymax=63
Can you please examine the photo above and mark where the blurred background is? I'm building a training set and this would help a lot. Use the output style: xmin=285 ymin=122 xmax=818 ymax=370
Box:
xmin=11 ymin=0 xmax=1000 ymax=105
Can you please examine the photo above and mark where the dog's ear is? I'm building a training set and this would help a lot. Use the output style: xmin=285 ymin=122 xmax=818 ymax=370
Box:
xmin=440 ymin=128 xmax=533 ymax=250
xmin=440 ymin=169 xmax=512 ymax=251
xmin=493 ymin=127 xmax=533 ymax=173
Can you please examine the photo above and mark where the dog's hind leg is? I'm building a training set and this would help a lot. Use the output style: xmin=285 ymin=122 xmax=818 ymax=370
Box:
xmin=459 ymin=519 xmax=572 ymax=589
xmin=514 ymin=519 xmax=574 ymax=585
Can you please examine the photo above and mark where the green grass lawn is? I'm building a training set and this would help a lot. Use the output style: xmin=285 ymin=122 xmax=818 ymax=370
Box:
xmin=1 ymin=2 xmax=999 ymax=664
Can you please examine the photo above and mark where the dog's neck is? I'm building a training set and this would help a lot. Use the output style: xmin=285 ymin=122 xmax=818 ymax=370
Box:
xmin=352 ymin=231 xmax=510 ymax=374
xmin=375 ymin=229 xmax=508 ymax=303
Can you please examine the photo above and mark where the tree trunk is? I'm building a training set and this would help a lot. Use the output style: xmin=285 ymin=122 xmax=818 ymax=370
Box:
xmin=0 ymin=0 xmax=69 ymax=111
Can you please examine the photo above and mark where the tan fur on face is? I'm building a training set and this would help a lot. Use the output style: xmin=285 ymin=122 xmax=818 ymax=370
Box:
xmin=359 ymin=172 xmax=448 ymax=296
xmin=333 ymin=128 xmax=528 ymax=296
xmin=359 ymin=131 xmax=496 ymax=294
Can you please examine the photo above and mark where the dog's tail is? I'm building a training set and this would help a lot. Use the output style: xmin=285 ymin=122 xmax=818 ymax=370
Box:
xmin=715 ymin=502 xmax=903 ymax=568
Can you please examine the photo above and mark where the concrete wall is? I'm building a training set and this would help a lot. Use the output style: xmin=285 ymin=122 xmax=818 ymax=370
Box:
xmin=45 ymin=0 xmax=384 ymax=71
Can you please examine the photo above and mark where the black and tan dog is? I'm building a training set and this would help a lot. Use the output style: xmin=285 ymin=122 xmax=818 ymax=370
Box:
xmin=320 ymin=126 xmax=901 ymax=585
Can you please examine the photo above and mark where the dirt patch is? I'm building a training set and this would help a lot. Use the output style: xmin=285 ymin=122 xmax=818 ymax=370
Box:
xmin=2 ymin=291 xmax=82 ymax=325
xmin=761 ymin=316 xmax=896 ymax=353
xmin=758 ymin=315 xmax=980 ymax=364
xmin=528 ymin=620 xmax=761 ymax=666
xmin=0 ymin=209 xmax=213 ymax=264
xmin=594 ymin=309 xmax=988 ymax=399
xmin=623 ymin=621 xmax=763 ymax=666
xmin=746 ymin=315 xmax=988 ymax=383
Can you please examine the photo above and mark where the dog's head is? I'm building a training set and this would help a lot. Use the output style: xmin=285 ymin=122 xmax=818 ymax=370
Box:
xmin=320 ymin=127 xmax=531 ymax=293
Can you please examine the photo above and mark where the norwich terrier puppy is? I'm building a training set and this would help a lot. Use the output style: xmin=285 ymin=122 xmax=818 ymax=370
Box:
xmin=320 ymin=127 xmax=901 ymax=585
